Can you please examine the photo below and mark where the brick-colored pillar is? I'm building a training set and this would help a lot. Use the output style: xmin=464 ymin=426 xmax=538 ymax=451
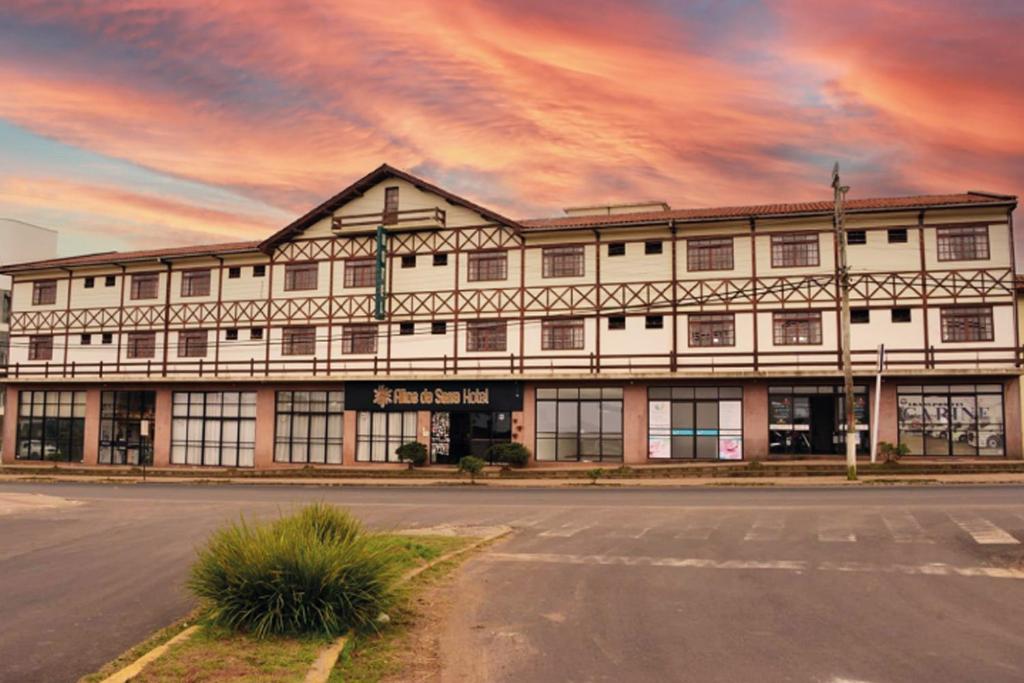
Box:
xmin=253 ymin=387 xmax=276 ymax=469
xmin=153 ymin=387 xmax=173 ymax=467
xmin=516 ymin=384 xmax=535 ymax=464
xmin=875 ymin=380 xmax=899 ymax=450
xmin=622 ymin=383 xmax=648 ymax=464
xmin=1004 ymin=376 xmax=1022 ymax=459
xmin=1 ymin=385 xmax=18 ymax=463
xmin=81 ymin=388 xmax=101 ymax=466
xmin=417 ymin=411 xmax=432 ymax=454
xmin=342 ymin=410 xmax=357 ymax=465
xmin=744 ymin=381 xmax=768 ymax=460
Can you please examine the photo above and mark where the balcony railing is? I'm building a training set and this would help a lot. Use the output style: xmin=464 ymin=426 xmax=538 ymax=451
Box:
xmin=332 ymin=208 xmax=446 ymax=231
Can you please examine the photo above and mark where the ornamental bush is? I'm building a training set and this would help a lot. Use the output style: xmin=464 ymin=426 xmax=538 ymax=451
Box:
xmin=395 ymin=441 xmax=428 ymax=468
xmin=188 ymin=504 xmax=399 ymax=638
xmin=458 ymin=455 xmax=486 ymax=483
xmin=485 ymin=442 xmax=530 ymax=468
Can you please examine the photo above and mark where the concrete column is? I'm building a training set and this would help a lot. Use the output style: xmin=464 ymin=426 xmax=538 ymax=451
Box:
xmin=81 ymin=388 xmax=101 ymax=466
xmin=152 ymin=387 xmax=173 ymax=467
xmin=342 ymin=410 xmax=357 ymax=465
xmin=744 ymin=381 xmax=768 ymax=460
xmin=1 ymin=385 xmax=18 ymax=463
xmin=417 ymin=411 xmax=432 ymax=453
xmin=1005 ymin=376 xmax=1022 ymax=459
xmin=516 ymin=384 xmax=535 ymax=463
xmin=875 ymin=380 xmax=899 ymax=449
xmin=252 ymin=387 xmax=276 ymax=469
xmin=622 ymin=383 xmax=648 ymax=465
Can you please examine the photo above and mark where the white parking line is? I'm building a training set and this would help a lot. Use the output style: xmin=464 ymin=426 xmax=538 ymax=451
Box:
xmin=744 ymin=517 xmax=785 ymax=541
xmin=948 ymin=513 xmax=1020 ymax=545
xmin=674 ymin=518 xmax=722 ymax=540
xmin=817 ymin=517 xmax=856 ymax=543
xmin=881 ymin=512 xmax=933 ymax=544
xmin=539 ymin=523 xmax=594 ymax=538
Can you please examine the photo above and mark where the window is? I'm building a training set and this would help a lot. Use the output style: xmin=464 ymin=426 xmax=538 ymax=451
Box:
xmin=101 ymin=332 xmax=113 ymax=345
xmin=888 ymin=229 xmax=908 ymax=243
xmin=401 ymin=254 xmax=416 ymax=269
xmin=689 ymin=314 xmax=735 ymax=347
xmin=179 ymin=330 xmax=208 ymax=357
xmin=342 ymin=324 xmax=377 ymax=354
xmin=648 ymin=386 xmax=744 ymax=460
xmin=542 ymin=318 xmax=584 ymax=350
xmin=399 ymin=322 xmax=414 ymax=336
xmin=608 ymin=315 xmax=625 ymax=330
xmin=228 ymin=266 xmax=241 ymax=279
xmin=645 ymin=240 xmax=663 ymax=255
xmin=251 ymin=327 xmax=264 ymax=340
xmin=467 ymin=251 xmax=507 ymax=281
xmin=771 ymin=233 xmax=819 ymax=268
xmin=773 ymin=311 xmax=822 ymax=345
xmin=180 ymin=269 xmax=211 ymax=297
xmin=28 ymin=336 xmax=53 ymax=360
xmin=99 ymin=391 xmax=156 ymax=465
xmin=81 ymin=334 xmax=92 ymax=345
xmin=467 ymin=320 xmax=507 ymax=351
xmin=768 ymin=385 xmax=869 ymax=455
xmin=645 ymin=315 xmax=664 ymax=329
xmin=607 ymin=242 xmax=625 ymax=257
xmin=431 ymin=321 xmax=447 ymax=335
xmin=535 ymin=387 xmax=623 ymax=462
xmin=433 ymin=253 xmax=448 ymax=267
xmin=846 ymin=230 xmax=866 ymax=245
xmin=171 ymin=391 xmax=256 ymax=466
xmin=282 ymin=326 xmax=316 ymax=355
xmin=130 ymin=273 xmax=159 ymax=300
xmin=937 ymin=225 xmax=989 ymax=261
xmin=253 ymin=265 xmax=266 ymax=277
xmin=897 ymin=384 xmax=1004 ymax=456
xmin=941 ymin=306 xmax=993 ymax=342
xmin=543 ymin=246 xmax=584 ymax=278
xmin=275 ymin=391 xmax=344 ymax=464
xmin=356 ymin=411 xmax=418 ymax=462
xmin=0 ymin=291 xmax=8 ymax=325
xmin=126 ymin=332 xmax=155 ymax=359
xmin=284 ymin=262 xmax=318 ymax=291
xmin=84 ymin=277 xmax=95 ymax=289
xmin=32 ymin=280 xmax=57 ymax=306
xmin=344 ymin=258 xmax=375 ymax=288
xmin=687 ymin=238 xmax=734 ymax=271
xmin=383 ymin=186 xmax=399 ymax=224
xmin=851 ymin=308 xmax=870 ymax=324
xmin=225 ymin=328 xmax=238 ymax=341
xmin=891 ymin=308 xmax=911 ymax=323
xmin=104 ymin=275 xmax=116 ymax=287
xmin=16 ymin=391 xmax=86 ymax=462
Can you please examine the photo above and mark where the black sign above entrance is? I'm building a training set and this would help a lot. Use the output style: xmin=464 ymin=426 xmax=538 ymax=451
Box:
xmin=345 ymin=381 xmax=523 ymax=412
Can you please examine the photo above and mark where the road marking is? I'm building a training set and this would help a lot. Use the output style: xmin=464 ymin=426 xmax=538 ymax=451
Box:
xmin=744 ymin=517 xmax=784 ymax=541
xmin=881 ymin=512 xmax=933 ymax=544
xmin=539 ymin=523 xmax=594 ymax=538
xmin=948 ymin=513 xmax=1019 ymax=545
xmin=817 ymin=517 xmax=857 ymax=543
xmin=674 ymin=518 xmax=722 ymax=540
xmin=486 ymin=553 xmax=1024 ymax=580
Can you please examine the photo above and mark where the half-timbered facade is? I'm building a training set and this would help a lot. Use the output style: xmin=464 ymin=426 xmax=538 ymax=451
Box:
xmin=1 ymin=165 xmax=1019 ymax=468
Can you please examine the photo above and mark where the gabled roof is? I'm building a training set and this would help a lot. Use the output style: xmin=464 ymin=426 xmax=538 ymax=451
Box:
xmin=0 ymin=241 xmax=261 ymax=273
xmin=258 ymin=163 xmax=524 ymax=252
xmin=521 ymin=191 xmax=1017 ymax=231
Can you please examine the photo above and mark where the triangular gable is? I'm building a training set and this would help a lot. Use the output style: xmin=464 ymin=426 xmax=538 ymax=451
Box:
xmin=259 ymin=164 xmax=522 ymax=253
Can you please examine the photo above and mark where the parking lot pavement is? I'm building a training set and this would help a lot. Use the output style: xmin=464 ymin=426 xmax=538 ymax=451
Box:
xmin=1 ymin=483 xmax=1024 ymax=682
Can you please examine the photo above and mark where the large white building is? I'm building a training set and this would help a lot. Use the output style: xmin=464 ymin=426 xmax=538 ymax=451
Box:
xmin=0 ymin=166 xmax=1018 ymax=468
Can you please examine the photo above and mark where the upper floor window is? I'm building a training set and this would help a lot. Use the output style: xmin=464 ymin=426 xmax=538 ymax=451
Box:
xmin=179 ymin=330 xmax=208 ymax=357
xmin=32 ymin=280 xmax=57 ymax=306
xmin=253 ymin=265 xmax=266 ymax=278
xmin=84 ymin=277 xmax=95 ymax=289
xmin=466 ymin=320 xmax=507 ymax=352
xmin=888 ymin=229 xmax=908 ymax=243
xmin=644 ymin=241 xmax=663 ymax=255
xmin=282 ymin=326 xmax=316 ymax=355
xmin=180 ymin=269 xmax=211 ymax=297
xmin=284 ymin=262 xmax=318 ymax=291
xmin=104 ymin=275 xmax=116 ymax=287
xmin=344 ymin=258 xmax=375 ymax=288
xmin=543 ymin=246 xmax=584 ymax=278
xmin=126 ymin=332 xmax=156 ymax=359
xmin=383 ymin=186 xmax=399 ymax=225
xmin=342 ymin=324 xmax=378 ymax=354
xmin=401 ymin=254 xmax=416 ymax=269
xmin=1 ymin=291 xmax=11 ymax=324
xmin=130 ymin=273 xmax=159 ymax=301
xmin=28 ymin=335 xmax=53 ymax=361
xmin=937 ymin=226 xmax=989 ymax=261
xmin=689 ymin=314 xmax=735 ymax=347
xmin=846 ymin=230 xmax=866 ymax=245
xmin=771 ymin=233 xmax=819 ymax=268
xmin=773 ymin=311 xmax=822 ymax=345
xmin=467 ymin=251 xmax=508 ymax=282
xmin=607 ymin=242 xmax=626 ymax=257
xmin=687 ymin=238 xmax=734 ymax=272
xmin=433 ymin=253 xmax=448 ymax=267
xmin=228 ymin=266 xmax=241 ymax=279
xmin=941 ymin=306 xmax=993 ymax=342
xmin=542 ymin=318 xmax=584 ymax=350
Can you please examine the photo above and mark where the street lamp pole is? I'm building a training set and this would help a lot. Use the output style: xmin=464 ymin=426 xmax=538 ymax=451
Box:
xmin=832 ymin=163 xmax=857 ymax=481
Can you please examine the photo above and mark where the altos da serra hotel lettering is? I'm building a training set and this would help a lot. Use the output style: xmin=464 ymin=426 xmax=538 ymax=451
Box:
xmin=2 ymin=163 xmax=1022 ymax=469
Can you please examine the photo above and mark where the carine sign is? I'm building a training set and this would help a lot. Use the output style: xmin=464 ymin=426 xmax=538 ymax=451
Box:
xmin=345 ymin=381 xmax=523 ymax=412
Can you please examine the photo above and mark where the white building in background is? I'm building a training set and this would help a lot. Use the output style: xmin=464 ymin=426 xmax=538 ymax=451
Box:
xmin=0 ymin=218 xmax=59 ymax=451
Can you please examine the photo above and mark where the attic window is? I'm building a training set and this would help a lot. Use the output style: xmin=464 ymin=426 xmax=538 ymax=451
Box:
xmin=383 ymin=186 xmax=399 ymax=225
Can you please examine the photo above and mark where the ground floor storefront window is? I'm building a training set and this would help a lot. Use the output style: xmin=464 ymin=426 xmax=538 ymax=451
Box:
xmin=430 ymin=411 xmax=511 ymax=463
xmin=16 ymin=390 xmax=86 ymax=462
xmin=274 ymin=390 xmax=344 ymax=464
xmin=171 ymin=392 xmax=256 ymax=467
xmin=99 ymin=391 xmax=155 ymax=465
xmin=356 ymin=411 xmax=418 ymax=462
xmin=768 ymin=385 xmax=868 ymax=455
xmin=648 ymin=386 xmax=743 ymax=460
xmin=536 ymin=387 xmax=623 ymax=462
xmin=897 ymin=384 xmax=1004 ymax=456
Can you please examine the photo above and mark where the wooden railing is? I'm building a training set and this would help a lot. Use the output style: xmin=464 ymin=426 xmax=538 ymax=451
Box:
xmin=331 ymin=208 xmax=446 ymax=231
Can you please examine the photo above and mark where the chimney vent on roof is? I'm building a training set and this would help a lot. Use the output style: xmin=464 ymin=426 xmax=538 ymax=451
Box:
xmin=563 ymin=201 xmax=670 ymax=217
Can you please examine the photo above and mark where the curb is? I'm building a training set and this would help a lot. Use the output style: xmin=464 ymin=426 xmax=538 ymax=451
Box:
xmin=99 ymin=625 xmax=199 ymax=683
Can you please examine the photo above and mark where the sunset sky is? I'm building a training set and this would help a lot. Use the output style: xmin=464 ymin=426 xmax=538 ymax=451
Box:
xmin=1 ymin=0 xmax=1021 ymax=257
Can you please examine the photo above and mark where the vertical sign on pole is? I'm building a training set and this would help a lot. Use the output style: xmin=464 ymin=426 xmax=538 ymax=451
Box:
xmin=870 ymin=344 xmax=885 ymax=463
xmin=375 ymin=224 xmax=387 ymax=320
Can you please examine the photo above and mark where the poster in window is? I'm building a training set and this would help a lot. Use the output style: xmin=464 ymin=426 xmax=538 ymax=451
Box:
xmin=649 ymin=400 xmax=671 ymax=433
xmin=649 ymin=436 xmax=671 ymax=459
xmin=769 ymin=396 xmax=791 ymax=429
xmin=719 ymin=437 xmax=742 ymax=460
xmin=718 ymin=400 xmax=742 ymax=460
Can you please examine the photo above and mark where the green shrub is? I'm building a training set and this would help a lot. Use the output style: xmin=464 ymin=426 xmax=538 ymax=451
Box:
xmin=486 ymin=442 xmax=530 ymax=468
xmin=395 ymin=441 xmax=428 ymax=468
xmin=458 ymin=456 xmax=486 ymax=483
xmin=188 ymin=504 xmax=399 ymax=638
xmin=878 ymin=441 xmax=910 ymax=464
xmin=586 ymin=468 xmax=604 ymax=485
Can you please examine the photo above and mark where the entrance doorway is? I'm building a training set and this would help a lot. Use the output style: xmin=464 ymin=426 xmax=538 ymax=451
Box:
xmin=431 ymin=411 xmax=511 ymax=464
xmin=809 ymin=395 xmax=835 ymax=453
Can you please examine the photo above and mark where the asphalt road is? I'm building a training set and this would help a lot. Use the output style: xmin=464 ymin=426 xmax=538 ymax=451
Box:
xmin=1 ymin=483 xmax=1023 ymax=682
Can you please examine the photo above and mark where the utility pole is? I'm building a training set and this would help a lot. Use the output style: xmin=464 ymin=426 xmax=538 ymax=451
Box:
xmin=832 ymin=163 xmax=857 ymax=480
